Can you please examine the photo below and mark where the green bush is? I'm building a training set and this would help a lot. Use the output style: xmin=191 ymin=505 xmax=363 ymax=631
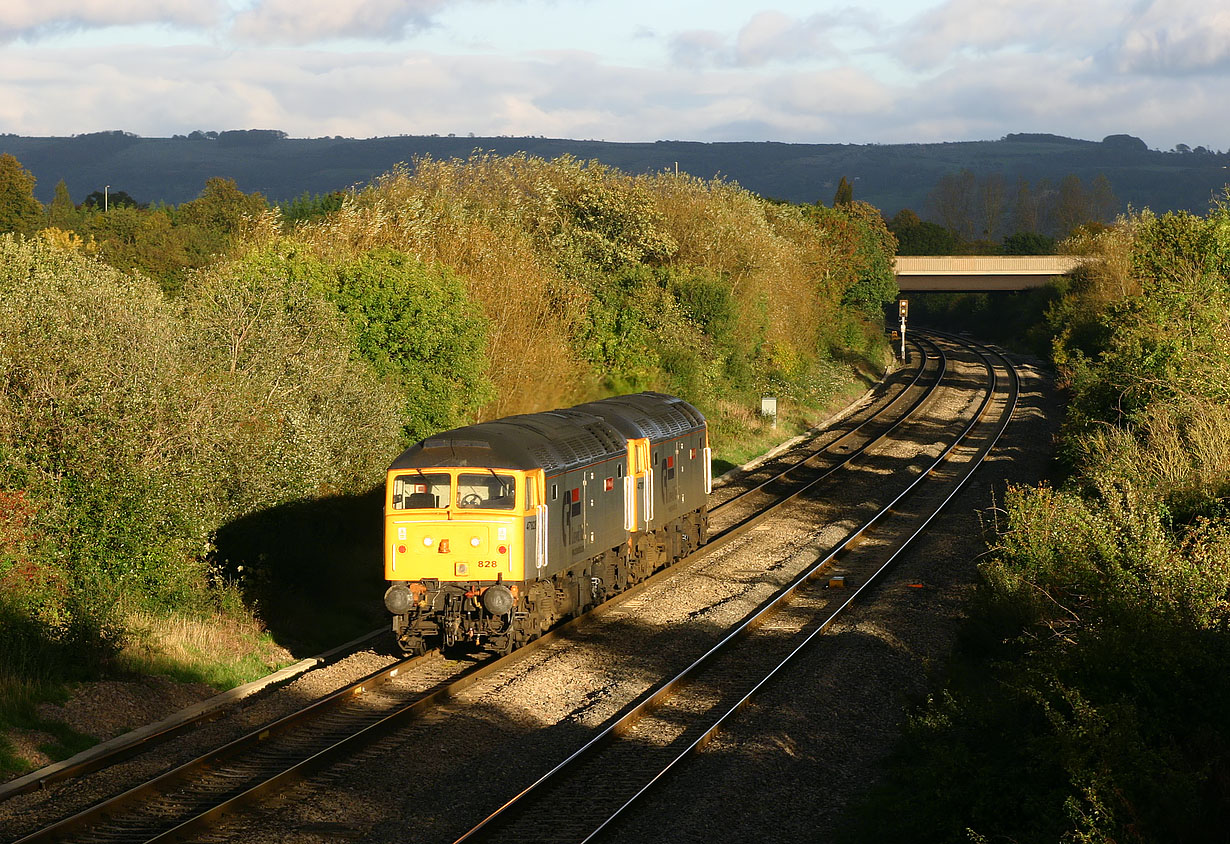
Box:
xmin=808 ymin=200 xmax=900 ymax=320
xmin=1055 ymin=204 xmax=1230 ymax=435
xmin=179 ymin=246 xmax=405 ymax=524
xmin=0 ymin=235 xmax=406 ymax=679
xmin=329 ymin=247 xmax=492 ymax=441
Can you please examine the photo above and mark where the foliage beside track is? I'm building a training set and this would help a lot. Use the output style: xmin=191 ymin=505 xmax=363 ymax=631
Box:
xmin=845 ymin=198 xmax=1230 ymax=843
xmin=0 ymin=237 xmax=408 ymax=746
xmin=0 ymin=153 xmax=897 ymax=775
xmin=290 ymin=153 xmax=896 ymax=424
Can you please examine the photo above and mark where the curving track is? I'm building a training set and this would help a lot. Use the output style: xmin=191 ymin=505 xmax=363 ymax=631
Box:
xmin=449 ymin=331 xmax=1018 ymax=843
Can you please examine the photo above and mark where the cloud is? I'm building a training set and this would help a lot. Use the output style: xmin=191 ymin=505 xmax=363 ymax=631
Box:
xmin=1110 ymin=1 xmax=1230 ymax=75
xmin=736 ymin=11 xmax=834 ymax=67
xmin=0 ymin=43 xmax=877 ymax=143
xmin=0 ymin=0 xmax=223 ymax=41
xmin=230 ymin=0 xmax=463 ymax=45
xmin=668 ymin=29 xmax=728 ymax=69
xmin=1 ymin=33 xmax=1228 ymax=152
xmin=895 ymin=0 xmax=1230 ymax=78
xmin=896 ymin=0 xmax=1121 ymax=69
xmin=669 ymin=9 xmax=880 ymax=69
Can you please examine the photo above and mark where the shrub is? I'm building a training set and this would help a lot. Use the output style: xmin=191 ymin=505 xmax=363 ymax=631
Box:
xmin=329 ymin=247 xmax=492 ymax=440
xmin=0 ymin=235 xmax=405 ymax=678
xmin=293 ymin=154 xmax=892 ymax=428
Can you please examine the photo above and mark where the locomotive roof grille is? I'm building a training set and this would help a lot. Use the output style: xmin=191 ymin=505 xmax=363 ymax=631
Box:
xmin=661 ymin=410 xmax=690 ymax=435
xmin=422 ymin=437 xmax=490 ymax=451
xmin=561 ymin=433 xmax=607 ymax=465
xmin=552 ymin=437 xmax=580 ymax=466
xmin=622 ymin=411 xmax=679 ymax=440
xmin=583 ymin=422 xmax=625 ymax=454
xmin=527 ymin=445 xmax=562 ymax=472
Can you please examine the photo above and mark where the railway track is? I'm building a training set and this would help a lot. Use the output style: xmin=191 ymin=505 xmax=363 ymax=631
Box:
xmin=5 ymin=333 xmax=994 ymax=844
xmin=452 ymin=331 xmax=1017 ymax=843
xmin=705 ymin=334 xmax=942 ymax=511
xmin=704 ymin=333 xmax=946 ymax=540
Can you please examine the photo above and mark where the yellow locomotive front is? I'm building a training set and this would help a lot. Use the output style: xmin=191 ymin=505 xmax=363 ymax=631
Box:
xmin=383 ymin=467 xmax=539 ymax=654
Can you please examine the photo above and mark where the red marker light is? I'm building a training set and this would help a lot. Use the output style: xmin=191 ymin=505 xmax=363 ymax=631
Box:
xmin=498 ymin=545 xmax=507 ymax=555
xmin=398 ymin=545 xmax=406 ymax=554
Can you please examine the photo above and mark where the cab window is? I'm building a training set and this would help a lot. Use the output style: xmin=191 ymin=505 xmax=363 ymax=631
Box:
xmin=457 ymin=473 xmax=517 ymax=510
xmin=392 ymin=473 xmax=450 ymax=509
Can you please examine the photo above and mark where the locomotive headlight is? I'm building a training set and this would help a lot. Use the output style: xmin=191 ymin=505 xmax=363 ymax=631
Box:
xmin=422 ymin=536 xmax=433 ymax=547
xmin=470 ymin=536 xmax=481 ymax=547
xmin=384 ymin=583 xmax=414 ymax=615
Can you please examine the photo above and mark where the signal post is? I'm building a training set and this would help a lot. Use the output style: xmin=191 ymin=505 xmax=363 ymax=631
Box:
xmin=898 ymin=298 xmax=908 ymax=362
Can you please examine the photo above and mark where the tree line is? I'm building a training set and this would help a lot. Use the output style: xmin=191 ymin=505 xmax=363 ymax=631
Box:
xmin=885 ymin=169 xmax=1119 ymax=255
xmin=0 ymin=152 xmax=346 ymax=295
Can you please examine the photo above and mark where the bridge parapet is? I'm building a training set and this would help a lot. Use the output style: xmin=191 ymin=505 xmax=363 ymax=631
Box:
xmin=895 ymin=255 xmax=1082 ymax=291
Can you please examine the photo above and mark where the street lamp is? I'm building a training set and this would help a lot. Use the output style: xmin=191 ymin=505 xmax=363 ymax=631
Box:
xmin=104 ymin=185 xmax=109 ymax=212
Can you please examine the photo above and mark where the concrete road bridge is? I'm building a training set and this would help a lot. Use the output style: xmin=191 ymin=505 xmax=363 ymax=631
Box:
xmin=895 ymin=255 xmax=1082 ymax=292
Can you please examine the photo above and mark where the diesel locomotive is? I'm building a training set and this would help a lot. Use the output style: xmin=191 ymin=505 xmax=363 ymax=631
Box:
xmin=382 ymin=392 xmax=711 ymax=654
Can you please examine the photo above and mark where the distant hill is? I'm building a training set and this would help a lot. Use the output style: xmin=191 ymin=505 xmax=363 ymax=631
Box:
xmin=2 ymin=129 xmax=1228 ymax=219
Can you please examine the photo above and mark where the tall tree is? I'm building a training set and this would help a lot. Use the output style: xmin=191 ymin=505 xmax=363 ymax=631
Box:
xmin=1011 ymin=176 xmax=1039 ymax=234
xmin=0 ymin=153 xmax=44 ymax=235
xmin=977 ymin=172 xmax=1006 ymax=241
xmin=833 ymin=176 xmax=854 ymax=206
xmin=175 ymin=177 xmax=269 ymax=263
xmin=82 ymin=206 xmax=193 ymax=292
xmin=928 ymin=169 xmax=977 ymax=242
xmin=810 ymin=200 xmax=898 ymax=317
xmin=888 ymin=208 xmax=959 ymax=255
xmin=1002 ymin=231 xmax=1057 ymax=255
xmin=1034 ymin=177 xmax=1057 ymax=237
xmin=47 ymin=179 xmax=82 ymax=230
xmin=1089 ymin=173 xmax=1118 ymax=223
xmin=1055 ymin=174 xmax=1089 ymax=237
xmin=83 ymin=189 xmax=140 ymax=210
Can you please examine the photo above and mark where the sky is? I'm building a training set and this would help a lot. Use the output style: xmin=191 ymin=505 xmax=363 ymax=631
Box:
xmin=0 ymin=0 xmax=1227 ymax=149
